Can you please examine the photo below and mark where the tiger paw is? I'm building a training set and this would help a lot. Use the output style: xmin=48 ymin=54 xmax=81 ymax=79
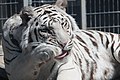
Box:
xmin=30 ymin=43 xmax=62 ymax=62
xmin=31 ymin=47 xmax=53 ymax=62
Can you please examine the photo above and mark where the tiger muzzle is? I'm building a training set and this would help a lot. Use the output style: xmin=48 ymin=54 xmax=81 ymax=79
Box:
xmin=55 ymin=39 xmax=73 ymax=59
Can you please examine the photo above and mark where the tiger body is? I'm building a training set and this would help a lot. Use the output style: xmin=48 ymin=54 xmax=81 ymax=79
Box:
xmin=2 ymin=0 xmax=120 ymax=80
xmin=62 ymin=30 xmax=120 ymax=80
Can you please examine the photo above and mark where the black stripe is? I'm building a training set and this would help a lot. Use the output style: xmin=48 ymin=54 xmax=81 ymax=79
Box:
xmin=6 ymin=71 xmax=10 ymax=76
xmin=9 ymin=33 xmax=19 ymax=47
xmin=83 ymin=31 xmax=96 ymax=41
xmin=118 ymin=34 xmax=120 ymax=41
xmin=34 ymin=28 xmax=39 ymax=42
xmin=111 ymin=41 xmax=120 ymax=62
xmin=64 ymin=22 xmax=67 ymax=27
xmin=2 ymin=35 xmax=17 ymax=48
xmin=43 ymin=16 xmax=48 ymax=20
xmin=76 ymin=35 xmax=86 ymax=45
xmin=111 ymin=41 xmax=115 ymax=54
xmin=78 ymin=42 xmax=97 ymax=75
xmin=110 ymin=33 xmax=114 ymax=41
xmin=28 ymin=32 xmax=33 ymax=43
xmin=90 ymin=38 xmax=98 ymax=48
xmin=34 ymin=7 xmax=41 ymax=11
xmin=50 ymin=13 xmax=58 ymax=16
xmin=50 ymin=62 xmax=56 ymax=73
xmin=86 ymin=60 xmax=90 ymax=72
xmin=43 ymin=20 xmax=47 ymax=24
xmin=98 ymin=32 xmax=104 ymax=45
xmin=4 ymin=56 xmax=17 ymax=63
xmin=115 ymin=44 xmax=120 ymax=51
xmin=52 ymin=10 xmax=57 ymax=11
xmin=4 ymin=59 xmax=9 ymax=65
xmin=38 ymin=29 xmax=44 ymax=38
xmin=78 ymin=43 xmax=90 ymax=54
xmin=37 ymin=9 xmax=42 ymax=13
xmin=79 ymin=59 xmax=85 ymax=80
xmin=5 ymin=46 xmax=21 ymax=53
xmin=74 ymin=41 xmax=91 ymax=79
xmin=88 ymin=30 xmax=94 ymax=33
xmin=105 ymin=35 xmax=109 ymax=48
xmin=90 ymin=64 xmax=94 ymax=80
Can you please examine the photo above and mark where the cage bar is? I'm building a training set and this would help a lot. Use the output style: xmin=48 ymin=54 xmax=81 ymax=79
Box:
xmin=85 ymin=0 xmax=120 ymax=33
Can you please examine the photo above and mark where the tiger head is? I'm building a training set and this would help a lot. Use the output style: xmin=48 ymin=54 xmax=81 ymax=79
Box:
xmin=20 ymin=0 xmax=79 ymax=59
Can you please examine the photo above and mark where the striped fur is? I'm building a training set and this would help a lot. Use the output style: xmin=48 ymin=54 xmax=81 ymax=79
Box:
xmin=2 ymin=2 xmax=120 ymax=80
xmin=68 ymin=30 xmax=120 ymax=80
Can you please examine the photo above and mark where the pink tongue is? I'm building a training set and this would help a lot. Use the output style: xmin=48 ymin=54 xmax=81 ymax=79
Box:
xmin=55 ymin=50 xmax=69 ymax=59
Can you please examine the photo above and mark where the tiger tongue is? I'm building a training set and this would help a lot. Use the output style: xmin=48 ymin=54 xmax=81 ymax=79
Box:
xmin=55 ymin=50 xmax=69 ymax=59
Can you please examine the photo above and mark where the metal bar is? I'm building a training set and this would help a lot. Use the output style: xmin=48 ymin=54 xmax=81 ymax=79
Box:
xmin=98 ymin=0 xmax=101 ymax=30
xmin=15 ymin=0 xmax=17 ymax=13
xmin=71 ymin=14 xmax=77 ymax=16
xmin=0 ymin=18 xmax=8 ymax=20
xmin=31 ymin=0 xmax=76 ymax=4
xmin=112 ymin=0 xmax=115 ymax=32
xmin=94 ymin=0 xmax=96 ymax=30
xmin=89 ymin=0 xmax=92 ymax=27
xmin=103 ymin=0 xmax=105 ymax=31
xmin=87 ymin=11 xmax=120 ymax=15
xmin=87 ymin=25 xmax=120 ymax=29
xmin=23 ymin=0 xmax=29 ymax=6
xmin=118 ymin=0 xmax=120 ymax=32
xmin=5 ymin=0 xmax=8 ymax=18
xmin=31 ymin=1 xmax=55 ymax=3
xmin=0 ymin=2 xmax=18 ymax=5
xmin=28 ymin=0 xmax=32 ymax=6
xmin=10 ymin=0 xmax=12 ymax=16
xmin=0 ymin=1 xmax=3 ymax=28
xmin=85 ymin=0 xmax=120 ymax=33
xmin=81 ymin=0 xmax=87 ymax=29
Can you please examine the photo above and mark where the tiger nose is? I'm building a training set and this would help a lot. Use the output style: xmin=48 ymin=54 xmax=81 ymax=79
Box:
xmin=53 ymin=27 xmax=69 ymax=44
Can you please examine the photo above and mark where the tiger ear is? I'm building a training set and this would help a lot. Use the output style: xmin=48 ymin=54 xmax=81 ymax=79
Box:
xmin=55 ymin=0 xmax=68 ymax=11
xmin=20 ymin=6 xmax=35 ymax=24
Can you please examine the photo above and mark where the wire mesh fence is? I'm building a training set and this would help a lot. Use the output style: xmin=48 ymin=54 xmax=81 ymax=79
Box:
xmin=0 ymin=0 xmax=23 ymax=28
xmin=85 ymin=0 xmax=120 ymax=33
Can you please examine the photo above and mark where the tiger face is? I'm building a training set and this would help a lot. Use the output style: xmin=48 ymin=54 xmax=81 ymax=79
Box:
xmin=32 ymin=4 xmax=73 ymax=46
xmin=21 ymin=4 xmax=73 ymax=60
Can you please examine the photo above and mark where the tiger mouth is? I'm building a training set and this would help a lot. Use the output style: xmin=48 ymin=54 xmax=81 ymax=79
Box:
xmin=47 ymin=40 xmax=71 ymax=59
xmin=55 ymin=50 xmax=69 ymax=59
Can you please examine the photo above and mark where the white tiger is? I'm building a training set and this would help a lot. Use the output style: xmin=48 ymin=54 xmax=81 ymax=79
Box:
xmin=2 ymin=0 xmax=120 ymax=80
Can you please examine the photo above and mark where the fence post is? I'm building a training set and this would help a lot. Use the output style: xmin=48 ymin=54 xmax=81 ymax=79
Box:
xmin=23 ymin=0 xmax=29 ymax=6
xmin=81 ymin=0 xmax=87 ymax=30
